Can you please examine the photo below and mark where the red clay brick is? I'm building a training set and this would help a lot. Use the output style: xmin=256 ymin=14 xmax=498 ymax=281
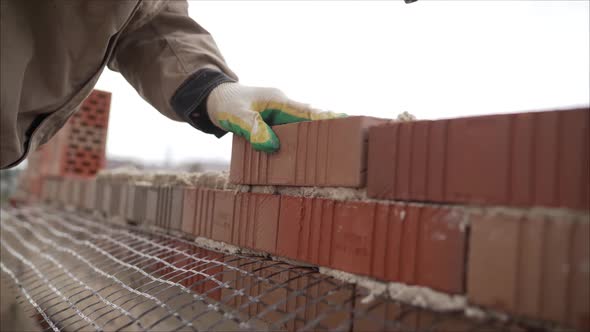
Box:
xmin=276 ymin=195 xmax=303 ymax=259
xmin=168 ymin=187 xmax=184 ymax=231
xmin=233 ymin=193 xmax=280 ymax=253
xmin=276 ymin=196 xmax=467 ymax=293
xmin=467 ymin=212 xmax=590 ymax=328
xmin=25 ymin=90 xmax=111 ymax=179
xmin=416 ymin=207 xmax=466 ymax=293
xmin=145 ymin=187 xmax=158 ymax=225
xmin=331 ymin=201 xmax=376 ymax=275
xmin=230 ymin=116 xmax=386 ymax=187
xmin=83 ymin=180 xmax=97 ymax=211
xmin=194 ymin=188 xmax=214 ymax=238
xmin=511 ymin=113 xmax=534 ymax=206
xmin=468 ymin=213 xmax=520 ymax=312
xmin=124 ymin=184 xmax=136 ymax=221
xmin=366 ymin=123 xmax=396 ymax=199
xmin=211 ymin=190 xmax=236 ymax=243
xmin=127 ymin=184 xmax=149 ymax=224
xmin=367 ymin=108 xmax=589 ymax=211
xmin=181 ymin=187 xmax=197 ymax=234
xmin=570 ymin=222 xmax=590 ymax=331
xmin=558 ymin=110 xmax=590 ymax=210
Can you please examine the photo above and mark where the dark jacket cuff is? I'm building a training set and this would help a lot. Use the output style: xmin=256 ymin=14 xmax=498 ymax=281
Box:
xmin=170 ymin=68 xmax=236 ymax=138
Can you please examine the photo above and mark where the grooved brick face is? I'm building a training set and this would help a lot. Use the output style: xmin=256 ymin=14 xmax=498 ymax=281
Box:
xmin=211 ymin=190 xmax=236 ymax=243
xmin=181 ymin=187 xmax=197 ymax=234
xmin=230 ymin=116 xmax=387 ymax=187
xmin=367 ymin=108 xmax=590 ymax=211
xmin=233 ymin=193 xmax=280 ymax=253
xmin=276 ymin=195 xmax=467 ymax=293
xmin=467 ymin=213 xmax=590 ymax=330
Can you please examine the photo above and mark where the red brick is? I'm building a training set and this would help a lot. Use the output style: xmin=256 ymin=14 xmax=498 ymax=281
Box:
xmin=181 ymin=187 xmax=197 ymax=235
xmin=168 ymin=187 xmax=180 ymax=229
xmin=367 ymin=108 xmax=589 ymax=211
xmin=410 ymin=121 xmax=430 ymax=200
xmin=129 ymin=185 xmax=153 ymax=223
xmin=124 ymin=184 xmax=136 ymax=220
xmin=233 ymin=193 xmax=280 ymax=253
xmin=467 ymin=212 xmax=590 ymax=328
xmin=534 ymin=111 xmax=560 ymax=206
xmin=558 ymin=110 xmax=590 ymax=210
xmin=331 ymin=201 xmax=376 ymax=275
xmin=83 ymin=179 xmax=97 ymax=211
xmin=156 ymin=186 xmax=172 ymax=229
xmin=277 ymin=196 xmax=336 ymax=265
xmin=230 ymin=116 xmax=386 ymax=187
xmin=416 ymin=207 xmax=466 ymax=293
xmin=145 ymin=187 xmax=158 ymax=225
xmin=276 ymin=195 xmax=304 ymax=259
xmin=117 ymin=184 xmax=129 ymax=218
xmin=25 ymin=90 xmax=111 ymax=179
xmin=396 ymin=121 xmax=413 ymax=200
xmin=267 ymin=123 xmax=298 ymax=185
xmin=366 ymin=123 xmax=396 ymax=199
xmin=468 ymin=213 xmax=520 ymax=312
xmin=276 ymin=196 xmax=467 ymax=292
xmin=570 ymin=222 xmax=590 ymax=331
xmin=194 ymin=188 xmax=214 ymax=237
xmin=211 ymin=190 xmax=236 ymax=243
xmin=510 ymin=113 xmax=534 ymax=206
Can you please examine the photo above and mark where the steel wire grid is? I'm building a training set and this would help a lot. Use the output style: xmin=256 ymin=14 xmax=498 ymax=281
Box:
xmin=1 ymin=205 xmax=537 ymax=332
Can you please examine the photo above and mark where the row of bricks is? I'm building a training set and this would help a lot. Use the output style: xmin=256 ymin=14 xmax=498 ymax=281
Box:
xmin=38 ymin=180 xmax=482 ymax=331
xmin=41 ymin=177 xmax=590 ymax=330
xmin=230 ymin=108 xmax=589 ymax=211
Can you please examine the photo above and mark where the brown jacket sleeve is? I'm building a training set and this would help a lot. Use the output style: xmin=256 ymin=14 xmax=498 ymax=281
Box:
xmin=108 ymin=0 xmax=238 ymax=127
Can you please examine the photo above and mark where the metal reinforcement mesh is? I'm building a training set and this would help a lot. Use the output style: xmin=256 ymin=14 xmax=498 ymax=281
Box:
xmin=1 ymin=205 xmax=532 ymax=332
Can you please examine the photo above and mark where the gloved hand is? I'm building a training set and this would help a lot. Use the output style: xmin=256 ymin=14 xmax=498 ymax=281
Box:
xmin=206 ymin=83 xmax=346 ymax=153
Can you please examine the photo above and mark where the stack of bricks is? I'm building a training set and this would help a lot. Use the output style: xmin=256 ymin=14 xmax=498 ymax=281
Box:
xmin=18 ymin=90 xmax=111 ymax=202
xmin=40 ymin=108 xmax=589 ymax=331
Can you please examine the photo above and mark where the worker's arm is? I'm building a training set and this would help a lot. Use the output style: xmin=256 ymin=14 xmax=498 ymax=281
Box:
xmin=108 ymin=1 xmax=343 ymax=153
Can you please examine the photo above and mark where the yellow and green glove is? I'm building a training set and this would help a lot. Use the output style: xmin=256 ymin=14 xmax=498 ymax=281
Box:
xmin=206 ymin=83 xmax=346 ymax=153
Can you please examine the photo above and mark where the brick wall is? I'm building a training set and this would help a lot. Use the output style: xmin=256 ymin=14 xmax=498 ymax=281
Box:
xmin=35 ymin=107 xmax=589 ymax=331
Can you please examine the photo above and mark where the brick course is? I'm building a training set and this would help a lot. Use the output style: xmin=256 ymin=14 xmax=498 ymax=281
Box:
xmin=367 ymin=108 xmax=589 ymax=211
xmin=276 ymin=196 xmax=467 ymax=294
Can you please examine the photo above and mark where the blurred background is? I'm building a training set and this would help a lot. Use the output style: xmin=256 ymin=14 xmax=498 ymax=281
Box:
xmin=2 ymin=0 xmax=589 ymax=197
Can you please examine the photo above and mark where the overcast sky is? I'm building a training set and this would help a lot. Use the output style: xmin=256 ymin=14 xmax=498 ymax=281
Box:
xmin=95 ymin=0 xmax=590 ymax=165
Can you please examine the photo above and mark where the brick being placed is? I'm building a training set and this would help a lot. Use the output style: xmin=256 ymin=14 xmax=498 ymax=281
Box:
xmin=230 ymin=116 xmax=387 ymax=187
xmin=367 ymin=108 xmax=590 ymax=211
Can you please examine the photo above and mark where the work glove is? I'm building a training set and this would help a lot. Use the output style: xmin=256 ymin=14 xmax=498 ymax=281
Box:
xmin=206 ymin=83 xmax=346 ymax=153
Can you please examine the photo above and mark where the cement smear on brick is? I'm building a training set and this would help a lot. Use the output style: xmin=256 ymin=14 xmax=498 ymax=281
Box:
xmin=277 ymin=186 xmax=368 ymax=201
xmin=396 ymin=111 xmax=417 ymax=121
xmin=98 ymin=168 xmax=588 ymax=222
xmin=97 ymin=168 xmax=233 ymax=190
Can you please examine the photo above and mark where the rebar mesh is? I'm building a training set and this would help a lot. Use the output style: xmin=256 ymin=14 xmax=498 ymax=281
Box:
xmin=1 ymin=205 xmax=537 ymax=332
